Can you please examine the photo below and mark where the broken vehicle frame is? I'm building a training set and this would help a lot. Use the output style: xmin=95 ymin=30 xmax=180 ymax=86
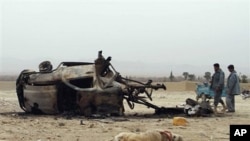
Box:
xmin=16 ymin=51 xmax=168 ymax=116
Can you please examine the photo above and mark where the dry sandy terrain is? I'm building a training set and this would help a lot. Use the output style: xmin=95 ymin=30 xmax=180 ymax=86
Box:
xmin=0 ymin=81 xmax=250 ymax=141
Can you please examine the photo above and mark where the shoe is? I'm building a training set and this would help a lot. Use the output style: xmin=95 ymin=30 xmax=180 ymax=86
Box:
xmin=221 ymin=105 xmax=227 ymax=112
xmin=221 ymin=107 xmax=227 ymax=113
xmin=226 ymin=110 xmax=235 ymax=113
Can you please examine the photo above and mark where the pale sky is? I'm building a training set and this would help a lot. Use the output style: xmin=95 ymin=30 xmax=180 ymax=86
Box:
xmin=0 ymin=0 xmax=249 ymax=77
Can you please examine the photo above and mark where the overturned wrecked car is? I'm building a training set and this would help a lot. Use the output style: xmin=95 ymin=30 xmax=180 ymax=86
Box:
xmin=16 ymin=51 xmax=167 ymax=116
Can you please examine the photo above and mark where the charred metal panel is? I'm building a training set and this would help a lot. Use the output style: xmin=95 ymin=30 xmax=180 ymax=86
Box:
xmin=28 ymin=65 xmax=94 ymax=84
xmin=23 ymin=85 xmax=58 ymax=114
xmin=77 ymin=87 xmax=124 ymax=116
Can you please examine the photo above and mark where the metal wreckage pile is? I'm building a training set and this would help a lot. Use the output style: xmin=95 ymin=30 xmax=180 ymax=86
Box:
xmin=241 ymin=90 xmax=250 ymax=100
xmin=16 ymin=51 xmax=212 ymax=117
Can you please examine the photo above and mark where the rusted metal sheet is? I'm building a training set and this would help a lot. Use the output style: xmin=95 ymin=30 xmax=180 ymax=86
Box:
xmin=23 ymin=85 xmax=58 ymax=114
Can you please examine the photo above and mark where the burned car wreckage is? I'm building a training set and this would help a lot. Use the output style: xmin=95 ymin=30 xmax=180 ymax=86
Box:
xmin=16 ymin=51 xmax=169 ymax=116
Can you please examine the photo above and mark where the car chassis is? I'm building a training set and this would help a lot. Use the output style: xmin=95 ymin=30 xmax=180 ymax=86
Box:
xmin=16 ymin=51 xmax=171 ymax=116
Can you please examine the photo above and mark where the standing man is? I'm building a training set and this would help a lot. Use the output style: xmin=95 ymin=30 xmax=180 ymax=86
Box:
xmin=211 ymin=63 xmax=227 ymax=114
xmin=226 ymin=65 xmax=240 ymax=113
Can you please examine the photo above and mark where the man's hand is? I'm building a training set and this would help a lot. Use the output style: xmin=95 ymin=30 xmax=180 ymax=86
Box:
xmin=215 ymin=86 xmax=221 ymax=91
xmin=227 ymin=89 xmax=232 ymax=95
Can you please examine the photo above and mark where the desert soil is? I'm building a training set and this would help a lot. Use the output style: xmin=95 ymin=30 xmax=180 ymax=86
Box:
xmin=0 ymin=81 xmax=250 ymax=141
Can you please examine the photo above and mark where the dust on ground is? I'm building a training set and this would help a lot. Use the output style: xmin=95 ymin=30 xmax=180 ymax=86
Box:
xmin=0 ymin=81 xmax=250 ymax=141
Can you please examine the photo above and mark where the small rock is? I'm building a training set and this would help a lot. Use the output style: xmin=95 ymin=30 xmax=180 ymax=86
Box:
xmin=80 ymin=120 xmax=85 ymax=125
xmin=88 ymin=123 xmax=95 ymax=128
xmin=2 ymin=121 xmax=8 ymax=124
xmin=108 ymin=127 xmax=112 ymax=130
xmin=59 ymin=122 xmax=65 ymax=126
xmin=135 ymin=128 xmax=140 ymax=132
xmin=179 ymin=126 xmax=187 ymax=129
xmin=102 ymin=130 xmax=108 ymax=133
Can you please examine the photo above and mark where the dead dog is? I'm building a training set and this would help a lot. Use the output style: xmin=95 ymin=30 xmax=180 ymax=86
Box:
xmin=113 ymin=129 xmax=183 ymax=141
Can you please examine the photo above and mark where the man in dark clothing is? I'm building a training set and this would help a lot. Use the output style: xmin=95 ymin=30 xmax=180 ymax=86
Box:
xmin=211 ymin=63 xmax=227 ymax=114
xmin=226 ymin=65 xmax=240 ymax=112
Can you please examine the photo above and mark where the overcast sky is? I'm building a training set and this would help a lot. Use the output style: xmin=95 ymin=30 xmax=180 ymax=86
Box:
xmin=0 ymin=0 xmax=249 ymax=77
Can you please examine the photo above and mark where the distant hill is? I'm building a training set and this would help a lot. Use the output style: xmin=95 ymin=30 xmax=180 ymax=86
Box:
xmin=0 ymin=75 xmax=18 ymax=81
xmin=1 ymin=57 xmax=249 ymax=78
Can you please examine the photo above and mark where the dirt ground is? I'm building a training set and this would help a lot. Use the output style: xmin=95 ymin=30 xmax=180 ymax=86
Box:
xmin=0 ymin=81 xmax=250 ymax=141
